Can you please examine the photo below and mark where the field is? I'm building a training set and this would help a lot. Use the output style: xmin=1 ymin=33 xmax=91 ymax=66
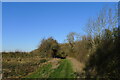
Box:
xmin=2 ymin=52 xmax=50 ymax=78
xmin=2 ymin=52 xmax=85 ymax=79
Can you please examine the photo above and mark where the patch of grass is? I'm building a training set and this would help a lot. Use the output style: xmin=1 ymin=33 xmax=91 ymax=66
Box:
xmin=49 ymin=59 xmax=75 ymax=78
xmin=25 ymin=59 xmax=76 ymax=78
xmin=26 ymin=63 xmax=53 ymax=78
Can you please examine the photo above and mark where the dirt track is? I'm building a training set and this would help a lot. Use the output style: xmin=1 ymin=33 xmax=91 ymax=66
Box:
xmin=67 ymin=57 xmax=84 ymax=73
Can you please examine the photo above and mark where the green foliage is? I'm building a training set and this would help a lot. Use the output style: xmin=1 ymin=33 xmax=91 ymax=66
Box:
xmin=38 ymin=37 xmax=67 ymax=59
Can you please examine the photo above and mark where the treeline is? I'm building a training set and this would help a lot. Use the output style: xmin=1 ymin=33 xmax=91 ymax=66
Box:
xmin=2 ymin=51 xmax=30 ymax=58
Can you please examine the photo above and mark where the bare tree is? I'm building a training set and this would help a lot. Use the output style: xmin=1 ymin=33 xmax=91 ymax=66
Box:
xmin=86 ymin=6 xmax=118 ymax=53
xmin=66 ymin=32 xmax=76 ymax=48
xmin=66 ymin=32 xmax=81 ymax=48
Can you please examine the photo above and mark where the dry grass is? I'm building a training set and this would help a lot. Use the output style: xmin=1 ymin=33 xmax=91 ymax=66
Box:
xmin=67 ymin=57 xmax=85 ymax=73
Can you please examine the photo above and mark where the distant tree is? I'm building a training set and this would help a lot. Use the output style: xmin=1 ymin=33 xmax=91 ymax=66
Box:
xmin=66 ymin=32 xmax=76 ymax=48
xmin=38 ymin=37 xmax=67 ymax=58
xmin=38 ymin=37 xmax=59 ymax=58
xmin=66 ymin=32 xmax=81 ymax=48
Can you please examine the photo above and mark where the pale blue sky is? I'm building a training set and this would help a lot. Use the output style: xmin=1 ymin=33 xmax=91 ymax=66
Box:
xmin=2 ymin=2 xmax=117 ymax=52
xmin=2 ymin=0 xmax=119 ymax=2
xmin=0 ymin=2 xmax=2 ymax=52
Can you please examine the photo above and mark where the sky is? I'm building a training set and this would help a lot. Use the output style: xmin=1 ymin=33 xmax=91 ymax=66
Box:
xmin=2 ymin=2 xmax=117 ymax=52
xmin=0 ymin=2 xmax=2 ymax=52
xmin=2 ymin=0 xmax=119 ymax=2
